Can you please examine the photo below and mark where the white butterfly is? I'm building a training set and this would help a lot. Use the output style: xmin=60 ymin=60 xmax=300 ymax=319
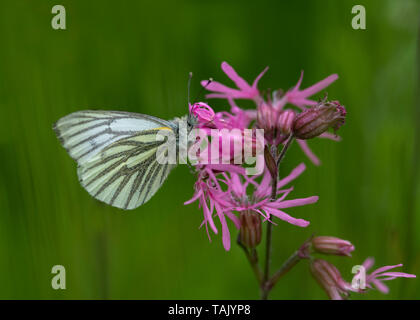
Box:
xmin=54 ymin=110 xmax=192 ymax=210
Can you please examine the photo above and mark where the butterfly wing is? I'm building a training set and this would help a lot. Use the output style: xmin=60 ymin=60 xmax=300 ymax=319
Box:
xmin=54 ymin=110 xmax=176 ymax=209
xmin=53 ymin=110 xmax=176 ymax=165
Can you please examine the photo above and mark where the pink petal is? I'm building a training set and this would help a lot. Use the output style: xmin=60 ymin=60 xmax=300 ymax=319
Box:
xmin=362 ymin=257 xmax=375 ymax=271
xmin=276 ymin=187 xmax=293 ymax=202
xmin=291 ymin=98 xmax=318 ymax=108
xmin=378 ymin=272 xmax=416 ymax=279
xmin=205 ymin=93 xmax=236 ymax=99
xmin=297 ymin=139 xmax=321 ymax=166
xmin=263 ymin=207 xmax=310 ymax=227
xmin=252 ymin=66 xmax=269 ymax=89
xmin=277 ymin=163 xmax=306 ymax=189
xmin=319 ymin=132 xmax=342 ymax=142
xmin=370 ymin=264 xmax=403 ymax=276
xmin=206 ymin=164 xmax=246 ymax=175
xmin=184 ymin=189 xmax=203 ymax=205
xmin=371 ymin=279 xmax=389 ymax=294
xmin=267 ymin=196 xmax=319 ymax=209
xmin=221 ymin=61 xmax=251 ymax=91
xmin=224 ymin=210 xmax=241 ymax=229
xmin=292 ymin=71 xmax=304 ymax=91
xmin=254 ymin=168 xmax=272 ymax=199
xmin=299 ymin=74 xmax=338 ymax=98
xmin=215 ymin=203 xmax=231 ymax=251
xmin=201 ymin=80 xmax=238 ymax=95
xmin=203 ymin=198 xmax=218 ymax=234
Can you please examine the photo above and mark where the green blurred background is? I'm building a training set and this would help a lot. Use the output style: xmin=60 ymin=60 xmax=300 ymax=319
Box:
xmin=0 ymin=0 xmax=419 ymax=299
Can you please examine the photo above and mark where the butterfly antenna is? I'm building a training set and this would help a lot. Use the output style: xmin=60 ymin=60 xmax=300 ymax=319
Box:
xmin=187 ymin=72 xmax=193 ymax=105
xmin=193 ymin=78 xmax=213 ymax=102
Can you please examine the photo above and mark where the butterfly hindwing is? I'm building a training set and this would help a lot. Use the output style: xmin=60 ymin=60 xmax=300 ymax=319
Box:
xmin=77 ymin=130 xmax=175 ymax=209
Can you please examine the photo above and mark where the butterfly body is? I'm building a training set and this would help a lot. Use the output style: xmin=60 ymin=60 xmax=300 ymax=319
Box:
xmin=54 ymin=110 xmax=188 ymax=210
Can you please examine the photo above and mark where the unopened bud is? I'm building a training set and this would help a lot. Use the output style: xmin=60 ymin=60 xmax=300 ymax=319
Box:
xmin=293 ymin=100 xmax=346 ymax=139
xmin=312 ymin=236 xmax=355 ymax=257
xmin=239 ymin=210 xmax=262 ymax=248
xmin=310 ymin=259 xmax=349 ymax=300
xmin=189 ymin=102 xmax=215 ymax=124
xmin=264 ymin=146 xmax=277 ymax=179
xmin=257 ymin=104 xmax=276 ymax=132
xmin=277 ymin=109 xmax=295 ymax=135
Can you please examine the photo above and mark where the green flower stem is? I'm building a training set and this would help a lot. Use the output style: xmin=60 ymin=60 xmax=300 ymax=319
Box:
xmin=266 ymin=250 xmax=302 ymax=291
xmin=237 ymin=237 xmax=263 ymax=286
xmin=261 ymin=135 xmax=294 ymax=300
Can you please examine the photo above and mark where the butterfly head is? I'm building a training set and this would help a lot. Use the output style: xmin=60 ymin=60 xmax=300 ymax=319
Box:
xmin=187 ymin=111 xmax=199 ymax=131
xmin=186 ymin=73 xmax=214 ymax=130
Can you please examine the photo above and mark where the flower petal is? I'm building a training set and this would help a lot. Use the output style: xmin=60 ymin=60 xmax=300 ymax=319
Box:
xmin=221 ymin=61 xmax=251 ymax=91
xmin=264 ymin=207 xmax=310 ymax=227
xmin=362 ymin=257 xmax=375 ymax=271
xmin=371 ymin=279 xmax=389 ymax=294
xmin=215 ymin=203 xmax=231 ymax=251
xmin=252 ymin=66 xmax=269 ymax=89
xmin=370 ymin=264 xmax=403 ymax=276
xmin=299 ymin=74 xmax=339 ymax=98
xmin=297 ymin=139 xmax=321 ymax=166
xmin=277 ymin=163 xmax=306 ymax=189
xmin=268 ymin=196 xmax=319 ymax=209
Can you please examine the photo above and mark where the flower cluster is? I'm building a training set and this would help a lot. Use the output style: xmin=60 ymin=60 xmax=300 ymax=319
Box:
xmin=303 ymin=236 xmax=416 ymax=299
xmin=201 ymin=62 xmax=343 ymax=165
xmin=185 ymin=161 xmax=318 ymax=251
xmin=186 ymin=62 xmax=347 ymax=251
xmin=183 ymin=62 xmax=415 ymax=299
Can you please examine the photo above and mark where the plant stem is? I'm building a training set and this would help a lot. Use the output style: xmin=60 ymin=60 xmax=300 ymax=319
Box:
xmin=261 ymin=135 xmax=294 ymax=300
xmin=277 ymin=134 xmax=294 ymax=167
xmin=266 ymin=251 xmax=302 ymax=291
xmin=261 ymin=145 xmax=278 ymax=299
xmin=237 ymin=236 xmax=263 ymax=286
xmin=261 ymin=222 xmax=273 ymax=300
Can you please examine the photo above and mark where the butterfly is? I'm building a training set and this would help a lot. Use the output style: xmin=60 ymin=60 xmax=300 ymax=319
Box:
xmin=53 ymin=110 xmax=195 ymax=210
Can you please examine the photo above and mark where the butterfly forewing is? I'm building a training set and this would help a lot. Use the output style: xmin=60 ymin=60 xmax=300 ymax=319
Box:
xmin=53 ymin=110 xmax=174 ymax=165
xmin=54 ymin=110 xmax=177 ymax=209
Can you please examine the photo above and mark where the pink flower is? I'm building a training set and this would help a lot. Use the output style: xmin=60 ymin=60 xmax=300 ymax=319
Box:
xmin=200 ymin=62 xmax=343 ymax=166
xmin=285 ymin=71 xmax=339 ymax=109
xmin=201 ymin=61 xmax=268 ymax=100
xmin=189 ymin=102 xmax=215 ymax=124
xmin=294 ymin=131 xmax=344 ymax=166
xmin=229 ymin=163 xmax=318 ymax=228
xmin=310 ymin=259 xmax=350 ymax=300
xmin=285 ymin=74 xmax=341 ymax=165
xmin=311 ymin=236 xmax=355 ymax=257
xmin=212 ymin=106 xmax=255 ymax=130
xmin=190 ymin=101 xmax=254 ymax=131
xmin=184 ymin=166 xmax=242 ymax=251
xmin=293 ymin=100 xmax=347 ymax=140
xmin=184 ymin=163 xmax=318 ymax=251
xmin=310 ymin=257 xmax=416 ymax=299
xmin=353 ymin=257 xmax=416 ymax=294
xmin=296 ymin=139 xmax=321 ymax=166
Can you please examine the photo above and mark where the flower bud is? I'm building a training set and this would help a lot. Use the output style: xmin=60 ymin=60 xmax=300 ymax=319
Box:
xmin=257 ymin=103 xmax=276 ymax=133
xmin=239 ymin=210 xmax=262 ymax=248
xmin=189 ymin=102 xmax=215 ymax=124
xmin=257 ymin=104 xmax=292 ymax=145
xmin=264 ymin=146 xmax=277 ymax=179
xmin=310 ymin=259 xmax=350 ymax=300
xmin=277 ymin=109 xmax=295 ymax=135
xmin=312 ymin=236 xmax=355 ymax=257
xmin=292 ymin=100 xmax=346 ymax=139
